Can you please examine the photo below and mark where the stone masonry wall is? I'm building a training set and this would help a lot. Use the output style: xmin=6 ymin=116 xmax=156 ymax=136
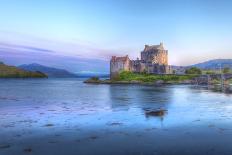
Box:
xmin=110 ymin=56 xmax=131 ymax=79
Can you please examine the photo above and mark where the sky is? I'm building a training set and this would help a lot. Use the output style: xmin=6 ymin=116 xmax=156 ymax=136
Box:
xmin=0 ymin=0 xmax=232 ymax=73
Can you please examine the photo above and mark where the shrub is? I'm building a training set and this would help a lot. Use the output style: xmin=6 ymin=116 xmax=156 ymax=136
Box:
xmin=185 ymin=67 xmax=202 ymax=75
xmin=205 ymin=70 xmax=216 ymax=75
xmin=223 ymin=67 xmax=230 ymax=74
xmin=118 ymin=71 xmax=196 ymax=83
xmin=90 ymin=77 xmax=99 ymax=81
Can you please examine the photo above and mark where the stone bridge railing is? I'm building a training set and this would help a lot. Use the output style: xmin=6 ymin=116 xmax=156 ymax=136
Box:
xmin=194 ymin=74 xmax=232 ymax=85
xmin=208 ymin=74 xmax=232 ymax=80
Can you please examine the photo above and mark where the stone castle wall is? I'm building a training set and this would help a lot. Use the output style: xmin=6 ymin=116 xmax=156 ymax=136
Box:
xmin=110 ymin=55 xmax=131 ymax=79
xmin=141 ymin=45 xmax=168 ymax=65
xmin=110 ymin=43 xmax=171 ymax=79
xmin=131 ymin=60 xmax=146 ymax=73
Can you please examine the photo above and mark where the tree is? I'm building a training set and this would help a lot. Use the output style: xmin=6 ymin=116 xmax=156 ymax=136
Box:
xmin=223 ymin=67 xmax=230 ymax=74
xmin=205 ymin=70 xmax=216 ymax=75
xmin=185 ymin=67 xmax=202 ymax=75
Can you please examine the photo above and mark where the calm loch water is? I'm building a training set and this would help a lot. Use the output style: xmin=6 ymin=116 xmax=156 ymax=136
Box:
xmin=1 ymin=78 xmax=232 ymax=155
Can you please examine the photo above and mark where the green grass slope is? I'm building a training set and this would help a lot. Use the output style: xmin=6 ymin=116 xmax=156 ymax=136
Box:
xmin=116 ymin=71 xmax=197 ymax=83
xmin=0 ymin=62 xmax=47 ymax=78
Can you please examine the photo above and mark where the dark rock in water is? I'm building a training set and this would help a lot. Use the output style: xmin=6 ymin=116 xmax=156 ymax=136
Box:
xmin=24 ymin=148 xmax=32 ymax=153
xmin=44 ymin=123 xmax=54 ymax=127
xmin=179 ymin=80 xmax=192 ymax=84
xmin=145 ymin=109 xmax=167 ymax=117
xmin=48 ymin=141 xmax=58 ymax=144
xmin=0 ymin=144 xmax=10 ymax=149
xmin=84 ymin=77 xmax=101 ymax=83
xmin=89 ymin=136 xmax=98 ymax=140
xmin=107 ymin=122 xmax=123 ymax=126
xmin=154 ymin=80 xmax=164 ymax=85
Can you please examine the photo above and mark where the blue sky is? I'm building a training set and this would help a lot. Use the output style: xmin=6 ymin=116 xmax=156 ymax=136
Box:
xmin=0 ymin=0 xmax=232 ymax=73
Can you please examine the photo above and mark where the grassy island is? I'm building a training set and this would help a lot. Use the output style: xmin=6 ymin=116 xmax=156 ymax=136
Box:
xmin=84 ymin=71 xmax=198 ymax=85
xmin=0 ymin=62 xmax=47 ymax=78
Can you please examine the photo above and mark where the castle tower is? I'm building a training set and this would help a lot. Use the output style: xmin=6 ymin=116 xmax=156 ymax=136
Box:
xmin=141 ymin=43 xmax=168 ymax=65
xmin=110 ymin=55 xmax=131 ymax=79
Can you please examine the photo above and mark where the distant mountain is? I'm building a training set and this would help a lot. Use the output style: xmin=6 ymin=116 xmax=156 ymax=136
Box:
xmin=0 ymin=62 xmax=47 ymax=78
xmin=191 ymin=59 xmax=232 ymax=70
xmin=171 ymin=59 xmax=232 ymax=74
xmin=19 ymin=63 xmax=77 ymax=78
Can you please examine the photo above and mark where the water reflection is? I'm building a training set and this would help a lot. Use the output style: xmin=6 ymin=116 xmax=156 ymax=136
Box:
xmin=1 ymin=79 xmax=232 ymax=155
xmin=144 ymin=109 xmax=167 ymax=118
xmin=209 ymin=85 xmax=232 ymax=94
xmin=190 ymin=85 xmax=232 ymax=94
xmin=109 ymin=85 xmax=172 ymax=114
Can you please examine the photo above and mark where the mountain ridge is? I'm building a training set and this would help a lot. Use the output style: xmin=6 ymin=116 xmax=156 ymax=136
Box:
xmin=19 ymin=63 xmax=78 ymax=78
xmin=190 ymin=59 xmax=232 ymax=70
xmin=0 ymin=62 xmax=47 ymax=78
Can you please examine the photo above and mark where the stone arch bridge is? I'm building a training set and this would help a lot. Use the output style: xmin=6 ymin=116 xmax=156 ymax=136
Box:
xmin=194 ymin=74 xmax=232 ymax=85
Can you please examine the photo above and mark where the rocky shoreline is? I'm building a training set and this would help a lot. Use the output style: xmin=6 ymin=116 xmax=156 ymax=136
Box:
xmin=84 ymin=77 xmax=195 ymax=85
xmin=84 ymin=77 xmax=231 ymax=86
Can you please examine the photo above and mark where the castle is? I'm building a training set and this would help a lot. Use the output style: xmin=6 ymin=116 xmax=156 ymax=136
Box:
xmin=110 ymin=43 xmax=171 ymax=78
